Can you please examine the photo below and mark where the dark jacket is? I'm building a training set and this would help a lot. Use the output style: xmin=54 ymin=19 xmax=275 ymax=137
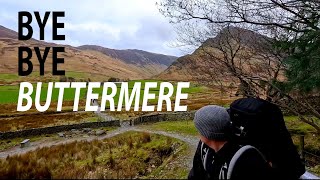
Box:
xmin=188 ymin=141 xmax=272 ymax=180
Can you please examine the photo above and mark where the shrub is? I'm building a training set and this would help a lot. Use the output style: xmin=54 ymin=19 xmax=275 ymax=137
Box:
xmin=0 ymin=131 xmax=183 ymax=179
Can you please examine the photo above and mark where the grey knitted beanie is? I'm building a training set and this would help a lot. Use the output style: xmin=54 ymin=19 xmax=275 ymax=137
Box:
xmin=194 ymin=105 xmax=231 ymax=140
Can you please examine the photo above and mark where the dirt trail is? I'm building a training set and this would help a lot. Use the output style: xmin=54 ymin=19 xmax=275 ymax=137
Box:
xmin=0 ymin=126 xmax=199 ymax=169
xmin=134 ymin=127 xmax=198 ymax=170
xmin=1 ymin=125 xmax=316 ymax=179
xmin=0 ymin=126 xmax=133 ymax=159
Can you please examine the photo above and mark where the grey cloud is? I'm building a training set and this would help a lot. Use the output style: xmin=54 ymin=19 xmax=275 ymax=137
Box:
xmin=0 ymin=0 xmax=189 ymax=56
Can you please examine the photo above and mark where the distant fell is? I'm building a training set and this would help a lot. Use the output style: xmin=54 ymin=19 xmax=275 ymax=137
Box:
xmin=0 ymin=25 xmax=18 ymax=39
xmin=78 ymin=45 xmax=177 ymax=66
xmin=157 ymin=27 xmax=272 ymax=82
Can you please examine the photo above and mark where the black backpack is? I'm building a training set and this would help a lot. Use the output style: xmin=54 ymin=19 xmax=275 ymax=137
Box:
xmin=229 ymin=97 xmax=305 ymax=179
xmin=199 ymin=141 xmax=270 ymax=179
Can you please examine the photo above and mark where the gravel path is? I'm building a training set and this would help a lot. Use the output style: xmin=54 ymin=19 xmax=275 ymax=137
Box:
xmin=0 ymin=126 xmax=199 ymax=168
xmin=0 ymin=126 xmax=134 ymax=159
xmin=1 ymin=125 xmax=317 ymax=179
xmin=134 ymin=127 xmax=198 ymax=169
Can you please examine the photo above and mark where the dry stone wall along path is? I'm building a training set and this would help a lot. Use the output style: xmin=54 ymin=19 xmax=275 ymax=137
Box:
xmin=0 ymin=112 xmax=317 ymax=179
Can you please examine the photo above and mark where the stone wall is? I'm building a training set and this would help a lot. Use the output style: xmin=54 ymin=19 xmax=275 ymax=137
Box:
xmin=0 ymin=120 xmax=120 ymax=140
xmin=0 ymin=112 xmax=196 ymax=140
xmin=132 ymin=111 xmax=195 ymax=125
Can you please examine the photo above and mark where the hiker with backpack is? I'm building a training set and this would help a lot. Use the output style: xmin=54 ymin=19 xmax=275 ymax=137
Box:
xmin=228 ymin=97 xmax=305 ymax=179
xmin=188 ymin=105 xmax=272 ymax=180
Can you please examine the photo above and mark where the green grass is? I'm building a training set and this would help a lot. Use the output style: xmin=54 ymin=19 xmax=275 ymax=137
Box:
xmin=284 ymin=116 xmax=316 ymax=135
xmin=82 ymin=116 xmax=100 ymax=122
xmin=144 ymin=120 xmax=198 ymax=136
xmin=65 ymin=71 xmax=90 ymax=79
xmin=0 ymin=126 xmax=117 ymax=151
xmin=285 ymin=117 xmax=320 ymax=166
xmin=146 ymin=142 xmax=189 ymax=179
xmin=181 ymin=85 xmax=209 ymax=94
xmin=0 ymin=72 xmax=60 ymax=83
xmin=0 ymin=83 xmax=82 ymax=104
xmin=143 ymin=116 xmax=317 ymax=137
xmin=0 ymin=80 xmax=206 ymax=105
xmin=0 ymin=73 xmax=20 ymax=82
xmin=0 ymin=85 xmax=20 ymax=104
xmin=309 ymin=166 xmax=320 ymax=176
xmin=0 ymin=71 xmax=110 ymax=84
xmin=0 ymin=134 xmax=58 ymax=151
xmin=146 ymin=117 xmax=320 ymax=176
xmin=144 ymin=117 xmax=319 ymax=147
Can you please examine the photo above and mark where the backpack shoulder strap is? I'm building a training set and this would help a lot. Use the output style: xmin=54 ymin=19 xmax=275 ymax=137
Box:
xmin=227 ymin=145 xmax=266 ymax=179
xmin=219 ymin=162 xmax=228 ymax=179
xmin=200 ymin=141 xmax=209 ymax=171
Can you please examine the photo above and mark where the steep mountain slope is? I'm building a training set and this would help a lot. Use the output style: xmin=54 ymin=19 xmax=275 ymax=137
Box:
xmin=156 ymin=54 xmax=205 ymax=81
xmin=78 ymin=45 xmax=176 ymax=66
xmin=157 ymin=27 xmax=272 ymax=82
xmin=0 ymin=25 xmax=19 ymax=39
xmin=78 ymin=45 xmax=177 ymax=75
xmin=0 ymin=38 xmax=151 ymax=80
xmin=0 ymin=25 xmax=175 ymax=82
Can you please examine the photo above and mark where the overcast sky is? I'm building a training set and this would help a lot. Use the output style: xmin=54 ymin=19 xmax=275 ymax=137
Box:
xmin=0 ymin=0 xmax=188 ymax=56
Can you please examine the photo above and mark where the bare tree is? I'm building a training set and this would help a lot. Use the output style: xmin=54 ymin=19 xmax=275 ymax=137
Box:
xmin=158 ymin=0 xmax=320 ymax=133
xmin=159 ymin=0 xmax=319 ymax=34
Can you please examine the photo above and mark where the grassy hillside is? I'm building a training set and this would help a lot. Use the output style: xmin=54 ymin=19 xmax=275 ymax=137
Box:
xmin=0 ymin=80 xmax=205 ymax=104
xmin=0 ymin=24 xmax=176 ymax=82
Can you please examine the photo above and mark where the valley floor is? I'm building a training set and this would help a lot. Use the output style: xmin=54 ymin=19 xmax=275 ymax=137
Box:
xmin=0 ymin=125 xmax=198 ymax=179
xmin=1 ymin=120 xmax=318 ymax=178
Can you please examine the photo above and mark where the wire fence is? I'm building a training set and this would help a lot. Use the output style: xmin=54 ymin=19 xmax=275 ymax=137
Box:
xmin=298 ymin=135 xmax=320 ymax=168
xmin=304 ymin=150 xmax=320 ymax=167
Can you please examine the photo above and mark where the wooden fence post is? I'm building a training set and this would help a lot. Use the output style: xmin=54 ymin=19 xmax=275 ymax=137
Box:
xmin=299 ymin=135 xmax=305 ymax=164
